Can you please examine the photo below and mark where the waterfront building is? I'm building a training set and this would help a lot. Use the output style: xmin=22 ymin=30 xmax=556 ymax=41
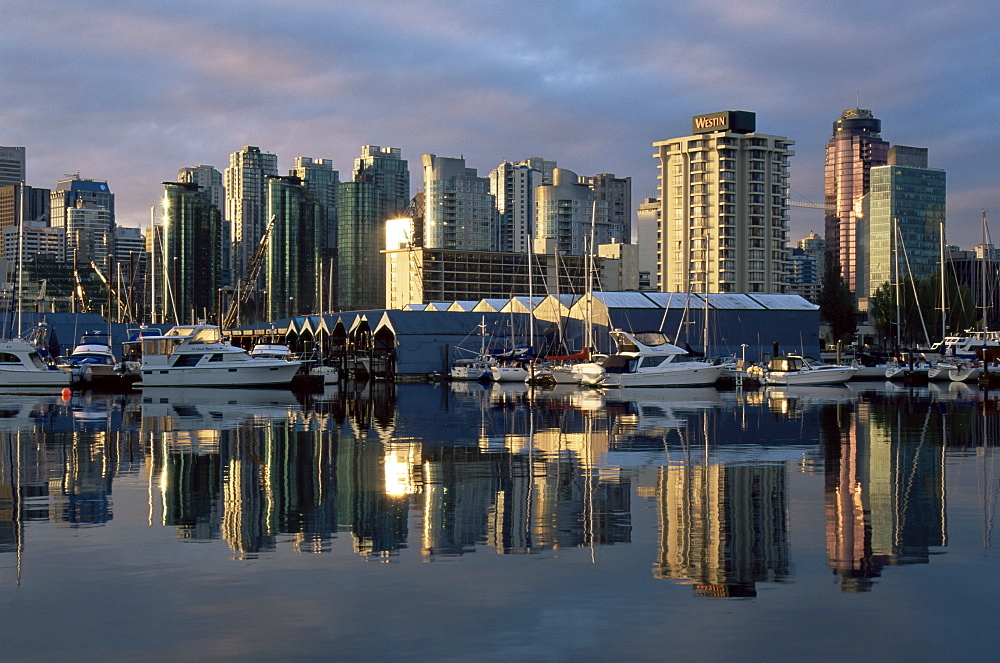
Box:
xmin=653 ymin=110 xmax=794 ymax=294
xmin=353 ymin=146 xmax=409 ymax=218
xmin=423 ymin=154 xmax=496 ymax=251
xmin=225 ymin=146 xmax=278 ymax=288
xmin=824 ymin=108 xmax=890 ymax=293
xmin=265 ymin=175 xmax=325 ymax=320
xmin=857 ymin=147 xmax=945 ymax=308
xmin=383 ymin=244 xmax=618 ymax=310
xmin=0 ymin=146 xmax=25 ymax=187
xmin=535 ymin=168 xmax=609 ymax=257
xmin=160 ymin=181 xmax=223 ymax=324
xmin=488 ymin=160 xmax=544 ymax=254
xmin=582 ymin=173 xmax=632 ymax=244
xmin=0 ymin=183 xmax=50 ymax=229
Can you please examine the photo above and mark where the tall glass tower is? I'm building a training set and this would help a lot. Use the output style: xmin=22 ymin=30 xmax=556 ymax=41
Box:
xmin=824 ymin=109 xmax=889 ymax=294
xmin=161 ymin=181 xmax=222 ymax=324
xmin=226 ymin=146 xmax=278 ymax=288
xmin=266 ymin=175 xmax=325 ymax=320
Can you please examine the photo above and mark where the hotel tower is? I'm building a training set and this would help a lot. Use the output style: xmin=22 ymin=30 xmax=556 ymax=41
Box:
xmin=653 ymin=111 xmax=794 ymax=294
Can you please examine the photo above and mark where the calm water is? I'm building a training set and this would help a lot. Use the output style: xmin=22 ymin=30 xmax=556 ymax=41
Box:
xmin=1 ymin=380 xmax=999 ymax=661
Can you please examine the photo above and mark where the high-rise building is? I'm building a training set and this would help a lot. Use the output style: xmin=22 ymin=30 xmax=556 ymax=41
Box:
xmin=290 ymin=157 xmax=339 ymax=299
xmin=535 ymin=168 xmax=608 ymax=257
xmin=50 ymin=176 xmax=115 ymax=265
xmin=858 ymin=148 xmax=945 ymax=308
xmin=489 ymin=160 xmax=544 ymax=254
xmin=337 ymin=180 xmax=382 ymax=311
xmin=265 ymin=175 xmax=325 ymax=320
xmin=0 ymin=184 xmax=50 ymax=229
xmin=422 ymin=154 xmax=496 ymax=251
xmin=178 ymin=164 xmax=227 ymax=286
xmin=636 ymin=197 xmax=662 ymax=290
xmin=824 ymin=108 xmax=890 ymax=294
xmin=225 ymin=146 xmax=278 ymax=287
xmin=160 ymin=181 xmax=223 ymax=324
xmin=787 ymin=232 xmax=826 ymax=303
xmin=583 ymin=173 xmax=632 ymax=244
xmin=353 ymin=146 xmax=409 ymax=218
xmin=653 ymin=111 xmax=794 ymax=293
xmin=2 ymin=221 xmax=64 ymax=263
xmin=0 ymin=146 xmax=25 ymax=187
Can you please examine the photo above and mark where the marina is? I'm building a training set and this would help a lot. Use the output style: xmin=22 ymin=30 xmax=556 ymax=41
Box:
xmin=1 ymin=380 xmax=999 ymax=659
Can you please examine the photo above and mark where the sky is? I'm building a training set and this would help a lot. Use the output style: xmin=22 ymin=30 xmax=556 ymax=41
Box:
xmin=2 ymin=0 xmax=998 ymax=248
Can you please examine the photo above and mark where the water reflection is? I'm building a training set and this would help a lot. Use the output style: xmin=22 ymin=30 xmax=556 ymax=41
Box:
xmin=1 ymin=382 xmax=998 ymax=599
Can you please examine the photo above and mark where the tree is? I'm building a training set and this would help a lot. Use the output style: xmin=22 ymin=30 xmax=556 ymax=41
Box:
xmin=818 ymin=252 xmax=857 ymax=346
xmin=871 ymin=271 xmax=977 ymax=349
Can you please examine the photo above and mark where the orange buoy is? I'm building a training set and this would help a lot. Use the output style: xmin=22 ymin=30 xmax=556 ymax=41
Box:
xmin=61 ymin=388 xmax=72 ymax=401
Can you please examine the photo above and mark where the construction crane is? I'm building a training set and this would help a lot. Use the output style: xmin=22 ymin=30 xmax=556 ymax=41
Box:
xmin=222 ymin=216 xmax=276 ymax=330
xmin=91 ymin=261 xmax=129 ymax=321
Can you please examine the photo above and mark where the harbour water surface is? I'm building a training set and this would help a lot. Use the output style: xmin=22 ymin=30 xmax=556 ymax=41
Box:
xmin=1 ymin=381 xmax=998 ymax=661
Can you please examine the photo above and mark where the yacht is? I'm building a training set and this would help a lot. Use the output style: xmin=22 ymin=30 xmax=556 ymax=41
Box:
xmin=137 ymin=324 xmax=302 ymax=387
xmin=751 ymin=355 xmax=859 ymax=386
xmin=930 ymin=330 xmax=1000 ymax=360
xmin=0 ymin=336 xmax=71 ymax=388
xmin=450 ymin=356 xmax=494 ymax=381
xmin=573 ymin=329 xmax=724 ymax=388
xmin=61 ymin=330 xmax=139 ymax=391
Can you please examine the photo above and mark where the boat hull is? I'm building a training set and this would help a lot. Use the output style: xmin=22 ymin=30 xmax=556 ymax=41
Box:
xmin=763 ymin=367 xmax=858 ymax=386
xmin=139 ymin=362 xmax=302 ymax=387
xmin=583 ymin=363 xmax=724 ymax=388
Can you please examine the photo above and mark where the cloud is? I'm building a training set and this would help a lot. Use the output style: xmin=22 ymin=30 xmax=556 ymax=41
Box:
xmin=1 ymin=0 xmax=996 ymax=245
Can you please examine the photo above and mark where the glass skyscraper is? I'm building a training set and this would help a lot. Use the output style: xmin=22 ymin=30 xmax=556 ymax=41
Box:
xmin=859 ymin=154 xmax=945 ymax=306
xmin=266 ymin=175 xmax=325 ymax=320
xmin=824 ymin=109 xmax=889 ymax=294
xmin=161 ymin=181 xmax=222 ymax=324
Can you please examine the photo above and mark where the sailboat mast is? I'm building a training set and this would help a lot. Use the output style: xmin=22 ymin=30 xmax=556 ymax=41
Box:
xmin=940 ymin=219 xmax=947 ymax=343
xmin=894 ymin=217 xmax=902 ymax=350
xmin=17 ymin=182 xmax=25 ymax=337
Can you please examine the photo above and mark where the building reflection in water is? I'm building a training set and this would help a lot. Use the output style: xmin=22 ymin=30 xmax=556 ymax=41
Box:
xmin=823 ymin=393 xmax=949 ymax=592
xmin=4 ymin=383 xmax=1000 ymax=596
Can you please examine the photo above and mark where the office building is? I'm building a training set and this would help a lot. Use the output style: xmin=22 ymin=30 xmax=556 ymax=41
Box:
xmin=0 ymin=146 xmax=25 ymax=187
xmin=858 ymin=148 xmax=945 ymax=307
xmin=0 ymin=184 xmax=50 ymax=229
xmin=178 ymin=164 xmax=227 ymax=286
xmin=50 ymin=176 xmax=115 ymax=258
xmin=265 ymin=175 xmax=325 ymax=320
xmin=423 ymin=154 xmax=496 ymax=251
xmin=160 ymin=182 xmax=223 ymax=324
xmin=787 ymin=232 xmax=825 ymax=303
xmin=653 ymin=110 xmax=794 ymax=293
xmin=636 ymin=197 xmax=661 ymax=290
xmin=290 ymin=157 xmax=339 ymax=300
xmin=2 ymin=221 xmax=64 ymax=263
xmin=824 ymin=108 xmax=889 ymax=293
xmin=338 ymin=181 xmax=382 ymax=311
xmin=225 ymin=146 xmax=278 ymax=287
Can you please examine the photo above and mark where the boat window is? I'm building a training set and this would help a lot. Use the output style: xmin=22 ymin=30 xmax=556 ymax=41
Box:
xmin=603 ymin=356 xmax=636 ymax=374
xmin=638 ymin=357 xmax=667 ymax=368
xmin=191 ymin=327 xmax=222 ymax=344
xmin=172 ymin=354 xmax=205 ymax=367
xmin=166 ymin=326 xmax=196 ymax=337
xmin=0 ymin=353 xmax=20 ymax=364
xmin=208 ymin=354 xmax=224 ymax=362
xmin=633 ymin=332 xmax=669 ymax=346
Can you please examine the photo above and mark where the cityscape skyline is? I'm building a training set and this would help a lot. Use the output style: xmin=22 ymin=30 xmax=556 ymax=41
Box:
xmin=2 ymin=1 xmax=996 ymax=249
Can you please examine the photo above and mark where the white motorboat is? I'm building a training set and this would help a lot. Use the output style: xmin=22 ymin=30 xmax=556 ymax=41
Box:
xmin=490 ymin=362 xmax=530 ymax=382
xmin=948 ymin=361 xmax=982 ymax=382
xmin=450 ymin=357 xmax=494 ymax=381
xmin=752 ymin=355 xmax=859 ymax=386
xmin=60 ymin=330 xmax=119 ymax=379
xmin=573 ymin=329 xmax=724 ymax=388
xmin=930 ymin=330 xmax=1000 ymax=360
xmin=138 ymin=324 xmax=302 ymax=387
xmin=249 ymin=343 xmax=297 ymax=361
xmin=0 ymin=336 xmax=71 ymax=388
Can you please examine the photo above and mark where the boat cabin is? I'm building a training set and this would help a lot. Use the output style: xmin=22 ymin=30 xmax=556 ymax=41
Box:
xmin=768 ymin=356 xmax=805 ymax=372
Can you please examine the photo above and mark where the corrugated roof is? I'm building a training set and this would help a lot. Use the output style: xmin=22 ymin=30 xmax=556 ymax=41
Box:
xmin=701 ymin=293 xmax=766 ymax=310
xmin=748 ymin=294 xmax=819 ymax=310
xmin=642 ymin=292 xmax=694 ymax=309
xmin=473 ymin=298 xmax=511 ymax=312
xmin=447 ymin=300 xmax=480 ymax=312
xmin=376 ymin=310 xmax=509 ymax=336
xmin=593 ymin=292 xmax=659 ymax=308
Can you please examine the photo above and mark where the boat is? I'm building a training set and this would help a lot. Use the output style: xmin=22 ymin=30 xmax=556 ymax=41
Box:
xmin=751 ymin=355 xmax=859 ymax=386
xmin=573 ymin=329 xmax=724 ymax=388
xmin=0 ymin=334 xmax=71 ymax=389
xmin=61 ymin=330 xmax=139 ymax=391
xmin=137 ymin=323 xmax=302 ymax=387
xmin=930 ymin=331 xmax=1000 ymax=360
xmin=948 ymin=361 xmax=982 ymax=382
